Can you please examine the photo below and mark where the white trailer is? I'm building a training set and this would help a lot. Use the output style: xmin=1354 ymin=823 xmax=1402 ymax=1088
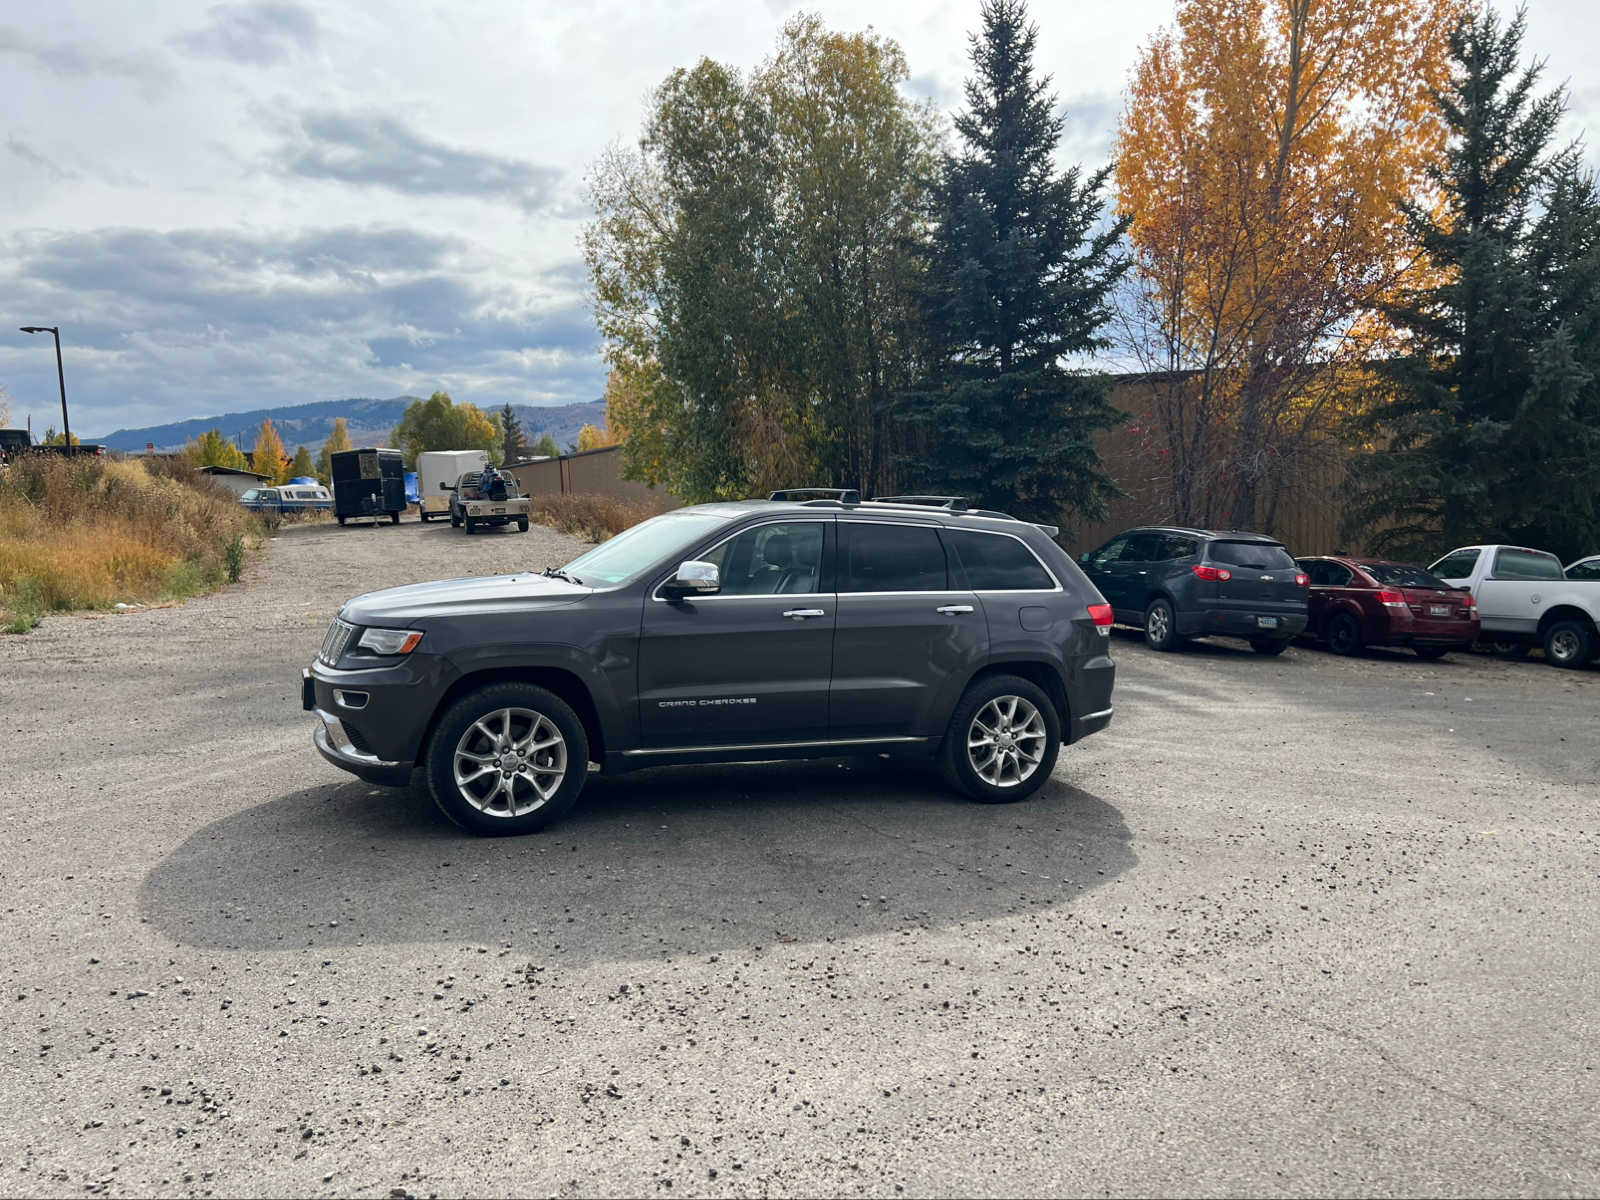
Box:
xmin=416 ymin=450 xmax=489 ymax=521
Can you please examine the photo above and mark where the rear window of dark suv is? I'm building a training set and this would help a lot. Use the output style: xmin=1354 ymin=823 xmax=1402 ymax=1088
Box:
xmin=1208 ymin=540 xmax=1296 ymax=570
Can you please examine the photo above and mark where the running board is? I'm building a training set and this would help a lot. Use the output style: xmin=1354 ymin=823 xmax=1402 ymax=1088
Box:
xmin=622 ymin=735 xmax=929 ymax=758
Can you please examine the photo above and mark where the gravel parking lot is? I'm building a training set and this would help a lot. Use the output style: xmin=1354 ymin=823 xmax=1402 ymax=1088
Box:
xmin=3 ymin=516 xmax=1597 ymax=1198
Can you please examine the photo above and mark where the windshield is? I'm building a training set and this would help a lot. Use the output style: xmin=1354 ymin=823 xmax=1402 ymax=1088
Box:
xmin=560 ymin=509 xmax=732 ymax=586
xmin=1364 ymin=563 xmax=1451 ymax=589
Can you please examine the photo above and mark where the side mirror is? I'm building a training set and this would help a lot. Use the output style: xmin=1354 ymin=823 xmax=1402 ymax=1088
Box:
xmin=663 ymin=560 xmax=719 ymax=597
xmin=1078 ymin=552 xmax=1092 ymax=565
xmin=442 ymin=483 xmax=455 ymax=491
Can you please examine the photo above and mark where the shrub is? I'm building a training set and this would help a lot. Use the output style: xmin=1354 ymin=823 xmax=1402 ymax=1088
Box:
xmin=0 ymin=455 xmax=260 ymax=631
xmin=526 ymin=493 xmax=666 ymax=542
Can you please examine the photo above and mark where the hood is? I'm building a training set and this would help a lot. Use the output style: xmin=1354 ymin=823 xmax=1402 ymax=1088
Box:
xmin=341 ymin=572 xmax=588 ymax=625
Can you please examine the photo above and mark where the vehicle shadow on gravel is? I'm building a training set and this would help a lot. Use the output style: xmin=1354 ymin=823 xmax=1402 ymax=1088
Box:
xmin=138 ymin=758 xmax=1134 ymax=964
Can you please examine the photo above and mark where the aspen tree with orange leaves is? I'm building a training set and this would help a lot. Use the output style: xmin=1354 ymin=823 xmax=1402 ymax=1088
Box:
xmin=1116 ymin=0 xmax=1463 ymax=530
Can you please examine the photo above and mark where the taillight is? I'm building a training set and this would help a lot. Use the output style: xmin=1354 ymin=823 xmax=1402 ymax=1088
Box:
xmin=1295 ymin=573 xmax=1309 ymax=587
xmin=1087 ymin=603 xmax=1113 ymax=636
xmin=1460 ymin=592 xmax=1475 ymax=607
xmin=1377 ymin=589 xmax=1407 ymax=607
xmin=1192 ymin=564 xmax=1231 ymax=582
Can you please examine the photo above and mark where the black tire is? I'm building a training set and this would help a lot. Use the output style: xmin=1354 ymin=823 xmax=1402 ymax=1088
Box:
xmin=517 ymin=517 xmax=530 ymax=532
xmin=1251 ymin=638 xmax=1289 ymax=656
xmin=465 ymin=516 xmax=477 ymax=535
xmin=939 ymin=674 xmax=1061 ymax=804
xmin=1143 ymin=598 xmax=1180 ymax=651
xmin=450 ymin=510 xmax=461 ymax=528
xmin=1413 ymin=644 xmax=1450 ymax=661
xmin=1543 ymin=619 xmax=1594 ymax=670
xmin=1325 ymin=611 xmax=1363 ymax=656
xmin=425 ymin=683 xmax=589 ymax=836
xmin=336 ymin=515 xmax=346 ymax=526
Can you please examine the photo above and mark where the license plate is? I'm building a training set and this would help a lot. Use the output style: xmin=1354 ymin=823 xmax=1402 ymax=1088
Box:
xmin=491 ymin=507 xmax=506 ymax=514
xmin=1429 ymin=605 xmax=1449 ymax=617
xmin=1256 ymin=616 xmax=1279 ymax=629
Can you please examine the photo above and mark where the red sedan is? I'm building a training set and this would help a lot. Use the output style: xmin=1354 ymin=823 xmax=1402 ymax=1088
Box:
xmin=1295 ymin=555 xmax=1480 ymax=659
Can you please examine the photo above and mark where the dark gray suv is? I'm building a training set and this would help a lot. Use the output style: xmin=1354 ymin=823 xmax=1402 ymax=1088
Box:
xmin=303 ymin=491 xmax=1117 ymax=835
xmin=1079 ymin=525 xmax=1309 ymax=654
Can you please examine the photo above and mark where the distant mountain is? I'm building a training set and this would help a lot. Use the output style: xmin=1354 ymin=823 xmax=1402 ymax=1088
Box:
xmin=93 ymin=396 xmax=608 ymax=455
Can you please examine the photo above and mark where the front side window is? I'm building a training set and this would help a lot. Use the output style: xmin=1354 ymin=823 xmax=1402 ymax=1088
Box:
xmin=1568 ymin=559 xmax=1600 ymax=580
xmin=946 ymin=530 xmax=1054 ymax=590
xmin=1087 ymin=536 xmax=1129 ymax=566
xmin=698 ymin=522 xmax=826 ymax=596
xmin=1208 ymin=540 xmax=1296 ymax=570
xmin=1430 ymin=549 xmax=1480 ymax=579
xmin=1491 ymin=547 xmax=1563 ymax=581
xmin=841 ymin=523 xmax=948 ymax=593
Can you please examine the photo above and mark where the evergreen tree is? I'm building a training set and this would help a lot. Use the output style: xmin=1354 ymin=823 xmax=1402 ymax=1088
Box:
xmin=898 ymin=0 xmax=1127 ymax=527
xmin=289 ymin=446 xmax=315 ymax=479
xmin=1346 ymin=8 xmax=1600 ymax=561
xmin=500 ymin=403 xmax=527 ymax=463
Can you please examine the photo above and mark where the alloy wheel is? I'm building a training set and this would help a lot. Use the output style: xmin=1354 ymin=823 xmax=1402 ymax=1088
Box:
xmin=1148 ymin=605 xmax=1170 ymax=643
xmin=967 ymin=695 xmax=1047 ymax=788
xmin=452 ymin=707 xmax=567 ymax=818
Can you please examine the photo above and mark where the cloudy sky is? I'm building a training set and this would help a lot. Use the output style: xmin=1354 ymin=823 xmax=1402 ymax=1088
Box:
xmin=2 ymin=0 xmax=1595 ymax=438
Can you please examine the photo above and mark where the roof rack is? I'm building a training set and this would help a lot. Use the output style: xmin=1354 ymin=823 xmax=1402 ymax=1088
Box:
xmin=869 ymin=494 xmax=969 ymax=511
xmin=769 ymin=488 xmax=860 ymax=505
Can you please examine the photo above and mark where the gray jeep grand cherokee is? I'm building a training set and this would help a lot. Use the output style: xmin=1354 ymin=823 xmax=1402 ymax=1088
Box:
xmin=302 ymin=490 xmax=1116 ymax=835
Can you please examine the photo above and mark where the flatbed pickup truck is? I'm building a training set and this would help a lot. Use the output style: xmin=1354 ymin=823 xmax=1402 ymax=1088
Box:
xmin=1430 ymin=544 xmax=1600 ymax=668
xmin=448 ymin=469 xmax=531 ymax=534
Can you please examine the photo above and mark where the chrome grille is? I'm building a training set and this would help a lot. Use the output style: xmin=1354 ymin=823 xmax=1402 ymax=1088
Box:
xmin=319 ymin=617 xmax=356 ymax=666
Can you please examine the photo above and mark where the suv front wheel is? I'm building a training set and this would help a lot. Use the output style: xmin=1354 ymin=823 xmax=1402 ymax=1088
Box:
xmin=941 ymin=674 xmax=1061 ymax=804
xmin=425 ymin=683 xmax=589 ymax=835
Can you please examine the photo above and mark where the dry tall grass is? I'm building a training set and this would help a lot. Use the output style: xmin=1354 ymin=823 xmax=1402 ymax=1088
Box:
xmin=0 ymin=455 xmax=259 ymax=631
xmin=527 ymin=493 xmax=667 ymax=542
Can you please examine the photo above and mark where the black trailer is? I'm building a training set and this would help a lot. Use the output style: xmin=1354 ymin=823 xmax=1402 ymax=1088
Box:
xmin=329 ymin=447 xmax=406 ymax=525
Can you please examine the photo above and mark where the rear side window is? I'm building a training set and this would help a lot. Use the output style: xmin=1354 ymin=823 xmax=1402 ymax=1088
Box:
xmin=842 ymin=523 xmax=948 ymax=592
xmin=1491 ymin=547 xmax=1563 ymax=580
xmin=1365 ymin=563 xmax=1449 ymax=589
xmin=1430 ymin=549 xmax=1480 ymax=579
xmin=1161 ymin=536 xmax=1198 ymax=561
xmin=1208 ymin=540 xmax=1296 ymax=570
xmin=946 ymin=530 xmax=1054 ymax=591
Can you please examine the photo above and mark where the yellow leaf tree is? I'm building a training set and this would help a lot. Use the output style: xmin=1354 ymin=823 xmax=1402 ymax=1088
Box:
xmin=253 ymin=419 xmax=289 ymax=484
xmin=575 ymin=422 xmax=618 ymax=453
xmin=1116 ymin=0 xmax=1463 ymax=530
xmin=315 ymin=417 xmax=353 ymax=481
xmin=181 ymin=429 xmax=250 ymax=471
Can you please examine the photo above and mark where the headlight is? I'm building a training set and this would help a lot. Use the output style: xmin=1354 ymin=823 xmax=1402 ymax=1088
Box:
xmin=355 ymin=627 xmax=424 ymax=656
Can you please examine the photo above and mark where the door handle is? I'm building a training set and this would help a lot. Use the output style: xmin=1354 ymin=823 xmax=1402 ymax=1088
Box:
xmin=781 ymin=608 xmax=826 ymax=620
xmin=936 ymin=604 xmax=975 ymax=615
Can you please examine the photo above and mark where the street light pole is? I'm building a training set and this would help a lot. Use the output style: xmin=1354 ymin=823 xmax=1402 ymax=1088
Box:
xmin=19 ymin=326 xmax=69 ymax=447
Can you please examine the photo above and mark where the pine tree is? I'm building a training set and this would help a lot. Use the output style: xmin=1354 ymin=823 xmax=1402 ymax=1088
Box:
xmin=1346 ymin=9 xmax=1600 ymax=561
xmin=289 ymin=445 xmax=315 ymax=479
xmin=898 ymin=0 xmax=1127 ymax=527
xmin=500 ymin=403 xmax=526 ymax=463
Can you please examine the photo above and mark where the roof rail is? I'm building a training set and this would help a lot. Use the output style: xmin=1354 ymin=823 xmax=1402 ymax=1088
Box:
xmin=769 ymin=487 xmax=860 ymax=504
xmin=870 ymin=494 xmax=969 ymax=511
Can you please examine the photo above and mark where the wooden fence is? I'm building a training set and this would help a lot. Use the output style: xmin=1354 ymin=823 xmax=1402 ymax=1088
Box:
xmin=506 ymin=445 xmax=678 ymax=510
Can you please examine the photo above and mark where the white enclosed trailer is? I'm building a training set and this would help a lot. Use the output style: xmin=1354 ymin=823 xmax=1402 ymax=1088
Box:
xmin=416 ymin=450 xmax=490 ymax=521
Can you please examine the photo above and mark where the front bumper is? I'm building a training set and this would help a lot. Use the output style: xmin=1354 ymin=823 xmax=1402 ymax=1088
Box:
xmin=312 ymin=707 xmax=413 ymax=786
xmin=302 ymin=661 xmax=444 ymax=786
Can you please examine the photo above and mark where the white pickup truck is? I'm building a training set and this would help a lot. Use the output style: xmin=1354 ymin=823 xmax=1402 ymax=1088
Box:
xmin=1429 ymin=544 xmax=1600 ymax=668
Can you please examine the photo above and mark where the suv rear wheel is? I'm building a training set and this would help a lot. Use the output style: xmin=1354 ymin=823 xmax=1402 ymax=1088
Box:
xmin=941 ymin=674 xmax=1060 ymax=804
xmin=425 ymin=683 xmax=589 ymax=835
xmin=1143 ymin=598 xmax=1180 ymax=651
